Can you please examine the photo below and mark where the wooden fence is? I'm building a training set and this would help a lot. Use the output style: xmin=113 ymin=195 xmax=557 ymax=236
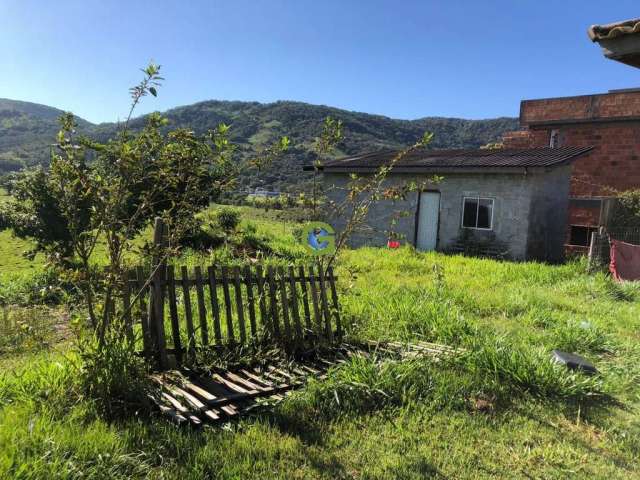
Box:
xmin=124 ymin=264 xmax=342 ymax=370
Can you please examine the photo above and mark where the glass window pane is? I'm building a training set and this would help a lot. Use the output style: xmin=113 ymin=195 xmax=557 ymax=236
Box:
xmin=477 ymin=198 xmax=493 ymax=229
xmin=462 ymin=198 xmax=478 ymax=228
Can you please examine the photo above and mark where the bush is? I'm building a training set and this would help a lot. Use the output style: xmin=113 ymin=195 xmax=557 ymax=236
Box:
xmin=178 ymin=224 xmax=224 ymax=250
xmin=78 ymin=331 xmax=154 ymax=419
xmin=216 ymin=208 xmax=241 ymax=233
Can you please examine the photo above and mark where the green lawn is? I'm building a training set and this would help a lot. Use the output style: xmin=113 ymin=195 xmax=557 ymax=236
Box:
xmin=0 ymin=206 xmax=639 ymax=479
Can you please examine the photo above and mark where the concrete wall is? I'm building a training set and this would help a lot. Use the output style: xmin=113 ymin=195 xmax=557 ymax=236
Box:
xmin=526 ymin=165 xmax=572 ymax=262
xmin=323 ymin=168 xmax=571 ymax=261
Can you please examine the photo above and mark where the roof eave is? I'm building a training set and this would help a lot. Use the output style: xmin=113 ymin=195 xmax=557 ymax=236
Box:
xmin=308 ymin=147 xmax=594 ymax=174
xmin=323 ymin=166 xmax=563 ymax=175
xmin=589 ymin=19 xmax=640 ymax=68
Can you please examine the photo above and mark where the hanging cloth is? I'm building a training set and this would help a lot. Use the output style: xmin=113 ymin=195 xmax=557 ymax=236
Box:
xmin=609 ymin=238 xmax=640 ymax=281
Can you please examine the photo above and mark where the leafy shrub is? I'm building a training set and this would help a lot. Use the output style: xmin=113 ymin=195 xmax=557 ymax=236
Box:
xmin=78 ymin=331 xmax=154 ymax=419
xmin=178 ymin=224 xmax=224 ymax=250
xmin=216 ymin=208 xmax=241 ymax=233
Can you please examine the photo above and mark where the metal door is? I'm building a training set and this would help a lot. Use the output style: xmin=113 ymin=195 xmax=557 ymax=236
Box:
xmin=416 ymin=192 xmax=440 ymax=251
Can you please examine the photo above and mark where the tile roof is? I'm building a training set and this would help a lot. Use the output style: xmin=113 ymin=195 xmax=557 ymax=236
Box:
xmin=316 ymin=146 xmax=593 ymax=172
xmin=588 ymin=18 xmax=640 ymax=41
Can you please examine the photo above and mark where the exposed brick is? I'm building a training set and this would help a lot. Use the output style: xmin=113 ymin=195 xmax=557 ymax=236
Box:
xmin=502 ymin=90 xmax=640 ymax=247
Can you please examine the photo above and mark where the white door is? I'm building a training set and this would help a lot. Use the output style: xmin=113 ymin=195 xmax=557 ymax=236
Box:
xmin=416 ymin=192 xmax=440 ymax=251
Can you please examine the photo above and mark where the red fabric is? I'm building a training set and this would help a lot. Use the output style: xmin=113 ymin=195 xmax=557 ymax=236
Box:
xmin=609 ymin=239 xmax=640 ymax=281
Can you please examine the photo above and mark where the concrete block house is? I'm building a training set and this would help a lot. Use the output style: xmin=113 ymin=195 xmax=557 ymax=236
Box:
xmin=313 ymin=18 xmax=640 ymax=261
xmin=315 ymin=147 xmax=592 ymax=261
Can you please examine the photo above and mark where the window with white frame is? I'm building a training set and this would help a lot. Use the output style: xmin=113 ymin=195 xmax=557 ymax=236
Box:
xmin=462 ymin=197 xmax=494 ymax=230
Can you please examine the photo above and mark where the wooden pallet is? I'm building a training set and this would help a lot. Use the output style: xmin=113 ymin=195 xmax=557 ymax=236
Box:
xmin=150 ymin=341 xmax=463 ymax=426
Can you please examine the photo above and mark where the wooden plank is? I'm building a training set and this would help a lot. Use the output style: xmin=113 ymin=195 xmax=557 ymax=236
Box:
xmin=157 ymin=404 xmax=191 ymax=425
xmin=182 ymin=380 xmax=218 ymax=403
xmin=166 ymin=266 xmax=182 ymax=365
xmin=122 ymin=271 xmax=133 ymax=343
xmin=298 ymin=265 xmax=313 ymax=333
xmin=212 ymin=373 xmax=259 ymax=395
xmin=266 ymin=266 xmax=280 ymax=338
xmin=150 ymin=218 xmax=169 ymax=370
xmin=239 ymin=369 xmax=277 ymax=387
xmin=207 ymin=266 xmax=223 ymax=345
xmin=288 ymin=266 xmax=303 ymax=340
xmin=307 ymin=264 xmax=323 ymax=337
xmin=135 ymin=266 xmax=152 ymax=360
xmin=255 ymin=265 xmax=268 ymax=331
xmin=161 ymin=391 xmax=189 ymax=413
xmin=180 ymin=266 xmax=196 ymax=355
xmin=184 ymin=370 xmax=237 ymax=398
xmin=243 ymin=266 xmax=257 ymax=338
xmin=277 ymin=267 xmax=291 ymax=341
xmin=232 ymin=266 xmax=247 ymax=344
xmin=224 ymin=371 xmax=268 ymax=391
xmin=317 ymin=265 xmax=334 ymax=342
xmin=182 ymin=373 xmax=240 ymax=416
xmin=194 ymin=266 xmax=209 ymax=346
xmin=154 ymin=376 xmax=222 ymax=423
xmin=327 ymin=266 xmax=342 ymax=339
xmin=221 ymin=266 xmax=235 ymax=343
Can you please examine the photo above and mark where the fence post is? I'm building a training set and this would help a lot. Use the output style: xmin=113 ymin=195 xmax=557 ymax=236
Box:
xmin=587 ymin=230 xmax=597 ymax=271
xmin=149 ymin=217 xmax=169 ymax=370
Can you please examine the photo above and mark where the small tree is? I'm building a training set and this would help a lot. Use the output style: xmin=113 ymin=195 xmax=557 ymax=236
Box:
xmin=311 ymin=116 xmax=344 ymax=219
xmin=1 ymin=63 xmax=287 ymax=345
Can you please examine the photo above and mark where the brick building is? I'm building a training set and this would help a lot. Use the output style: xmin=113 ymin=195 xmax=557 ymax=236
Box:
xmin=502 ymin=89 xmax=640 ymax=251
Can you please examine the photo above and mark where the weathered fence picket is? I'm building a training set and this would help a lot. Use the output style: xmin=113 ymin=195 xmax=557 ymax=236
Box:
xmin=126 ymin=263 xmax=342 ymax=369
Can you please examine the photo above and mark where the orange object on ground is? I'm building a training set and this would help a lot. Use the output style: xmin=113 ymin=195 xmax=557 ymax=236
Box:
xmin=609 ymin=239 xmax=640 ymax=281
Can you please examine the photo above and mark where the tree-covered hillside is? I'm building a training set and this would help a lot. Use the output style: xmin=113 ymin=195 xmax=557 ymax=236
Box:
xmin=0 ymin=99 xmax=92 ymax=173
xmin=0 ymin=98 xmax=518 ymax=190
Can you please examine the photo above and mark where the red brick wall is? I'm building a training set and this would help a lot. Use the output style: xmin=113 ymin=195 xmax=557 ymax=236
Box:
xmin=520 ymin=91 xmax=640 ymax=124
xmin=503 ymin=91 xmax=640 ymax=201
xmin=502 ymin=90 xmax=640 ymax=246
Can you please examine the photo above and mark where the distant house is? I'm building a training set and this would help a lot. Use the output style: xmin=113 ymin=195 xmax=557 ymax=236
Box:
xmin=247 ymin=188 xmax=281 ymax=200
xmin=310 ymin=147 xmax=592 ymax=262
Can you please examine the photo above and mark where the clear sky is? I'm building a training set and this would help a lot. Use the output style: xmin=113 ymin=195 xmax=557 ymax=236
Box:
xmin=1 ymin=0 xmax=639 ymax=124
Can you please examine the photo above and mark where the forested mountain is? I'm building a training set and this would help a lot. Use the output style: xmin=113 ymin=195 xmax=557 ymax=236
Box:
xmin=0 ymin=98 xmax=518 ymax=190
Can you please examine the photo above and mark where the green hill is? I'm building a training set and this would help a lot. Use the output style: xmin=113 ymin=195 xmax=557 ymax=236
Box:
xmin=0 ymin=98 xmax=92 ymax=173
xmin=0 ymin=98 xmax=518 ymax=190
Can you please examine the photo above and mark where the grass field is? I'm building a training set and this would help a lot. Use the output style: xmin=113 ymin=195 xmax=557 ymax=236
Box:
xmin=0 ymin=205 xmax=639 ymax=479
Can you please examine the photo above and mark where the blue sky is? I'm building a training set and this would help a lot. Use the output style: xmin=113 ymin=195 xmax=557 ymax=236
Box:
xmin=1 ymin=1 xmax=638 ymax=123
